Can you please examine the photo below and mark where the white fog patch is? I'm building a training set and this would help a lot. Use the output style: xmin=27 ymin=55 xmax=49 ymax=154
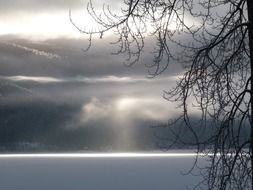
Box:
xmin=62 ymin=75 xmax=179 ymax=83
xmin=116 ymin=97 xmax=137 ymax=111
xmin=116 ymin=97 xmax=175 ymax=120
xmin=78 ymin=96 xmax=174 ymax=150
xmin=1 ymin=75 xmax=139 ymax=84
xmin=74 ymin=75 xmax=150 ymax=83
xmin=80 ymin=96 xmax=176 ymax=123
xmin=1 ymin=75 xmax=181 ymax=84
xmin=8 ymin=43 xmax=61 ymax=59
xmin=81 ymin=98 xmax=113 ymax=122
xmin=3 ymin=76 xmax=63 ymax=83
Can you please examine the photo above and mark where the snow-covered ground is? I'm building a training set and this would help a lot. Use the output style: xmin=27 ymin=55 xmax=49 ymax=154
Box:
xmin=0 ymin=153 xmax=204 ymax=190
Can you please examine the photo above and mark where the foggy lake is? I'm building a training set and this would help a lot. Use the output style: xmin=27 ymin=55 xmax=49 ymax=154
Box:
xmin=0 ymin=153 xmax=205 ymax=190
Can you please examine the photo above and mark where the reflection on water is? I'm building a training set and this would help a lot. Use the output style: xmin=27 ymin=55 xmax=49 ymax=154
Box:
xmin=0 ymin=153 xmax=204 ymax=190
xmin=0 ymin=152 xmax=198 ymax=158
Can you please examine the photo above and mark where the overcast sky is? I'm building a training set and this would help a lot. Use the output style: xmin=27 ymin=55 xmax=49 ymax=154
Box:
xmin=0 ymin=0 xmax=185 ymax=150
xmin=0 ymin=0 xmax=124 ymax=39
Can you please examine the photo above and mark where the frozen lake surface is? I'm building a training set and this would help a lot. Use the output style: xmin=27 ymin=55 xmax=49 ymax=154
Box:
xmin=0 ymin=153 xmax=203 ymax=190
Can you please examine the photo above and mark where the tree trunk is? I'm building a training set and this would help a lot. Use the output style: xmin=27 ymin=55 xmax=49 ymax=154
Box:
xmin=247 ymin=0 xmax=253 ymax=189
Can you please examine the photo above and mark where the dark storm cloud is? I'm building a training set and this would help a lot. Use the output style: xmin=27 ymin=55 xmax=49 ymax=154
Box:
xmin=0 ymin=35 xmax=182 ymax=110
xmin=0 ymin=0 xmax=204 ymax=152
xmin=0 ymin=35 xmax=183 ymax=127
xmin=0 ymin=37 xmax=182 ymax=77
xmin=0 ymin=72 xmax=175 ymax=151
xmin=0 ymin=76 xmax=176 ymax=151
xmin=0 ymin=35 xmax=184 ymax=151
